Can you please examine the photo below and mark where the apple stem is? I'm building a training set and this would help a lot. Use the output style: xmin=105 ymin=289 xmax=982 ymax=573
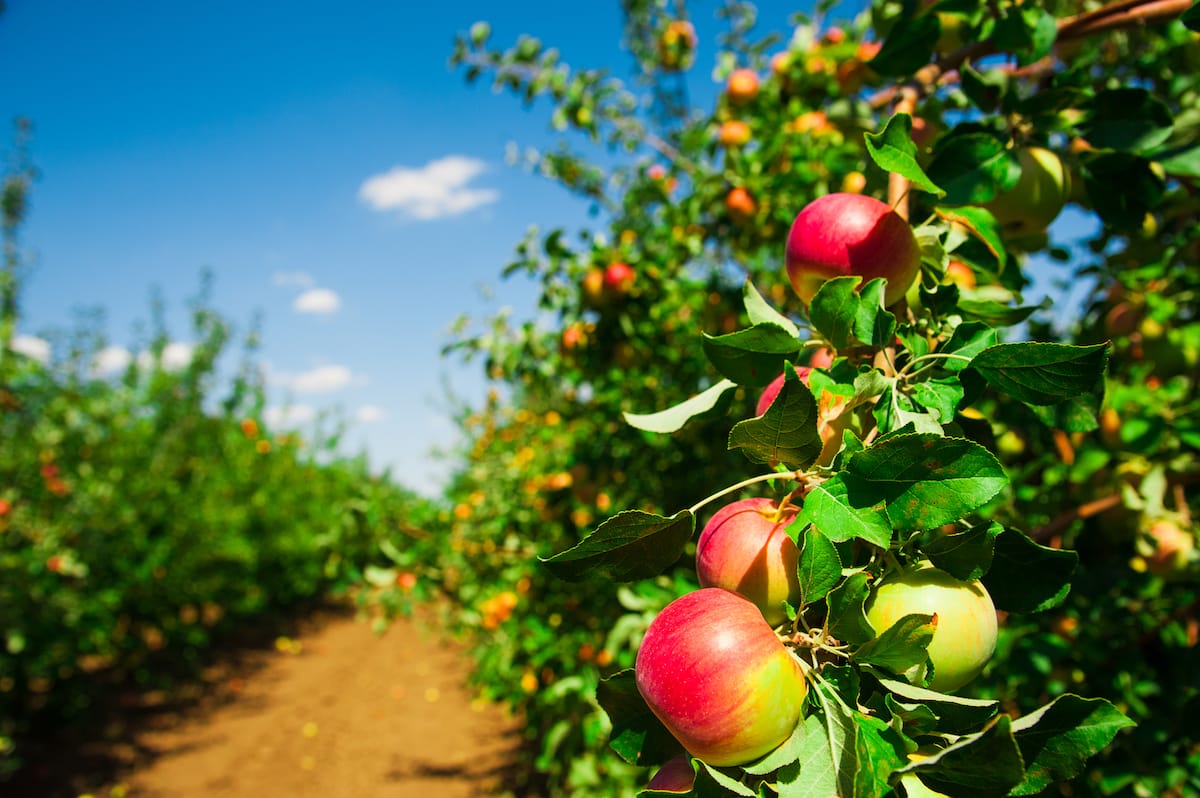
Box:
xmin=686 ymin=470 xmax=804 ymax=517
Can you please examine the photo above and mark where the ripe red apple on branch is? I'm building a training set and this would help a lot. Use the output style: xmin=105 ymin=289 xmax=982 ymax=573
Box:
xmin=785 ymin=192 xmax=921 ymax=308
xmin=636 ymin=588 xmax=807 ymax=766
xmin=695 ymin=497 xmax=801 ymax=625
xmin=865 ymin=562 xmax=998 ymax=693
xmin=604 ymin=261 xmax=636 ymax=293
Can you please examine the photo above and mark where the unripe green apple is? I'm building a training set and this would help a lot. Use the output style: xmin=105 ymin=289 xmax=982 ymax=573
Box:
xmin=785 ymin=193 xmax=921 ymax=308
xmin=865 ymin=562 xmax=997 ymax=693
xmin=636 ymin=588 xmax=808 ymax=766
xmin=983 ymin=147 xmax=1071 ymax=238
xmin=695 ymin=497 xmax=801 ymax=625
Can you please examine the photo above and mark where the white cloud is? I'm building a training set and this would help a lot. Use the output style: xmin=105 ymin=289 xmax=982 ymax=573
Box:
xmin=273 ymin=271 xmax=314 ymax=288
xmin=272 ymin=363 xmax=354 ymax=394
xmin=264 ymin=404 xmax=317 ymax=428
xmin=294 ymin=288 xmax=341 ymax=315
xmin=356 ymin=404 xmax=386 ymax=423
xmin=137 ymin=341 xmax=193 ymax=372
xmin=10 ymin=334 xmax=50 ymax=364
xmin=359 ymin=155 xmax=499 ymax=220
xmin=92 ymin=345 xmax=132 ymax=376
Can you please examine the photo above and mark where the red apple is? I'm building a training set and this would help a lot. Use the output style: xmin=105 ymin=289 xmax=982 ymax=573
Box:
xmin=864 ymin=562 xmax=998 ymax=693
xmin=726 ymin=187 xmax=757 ymax=225
xmin=636 ymin=588 xmax=808 ymax=766
xmin=645 ymin=753 xmax=695 ymax=793
xmin=695 ymin=497 xmax=801 ymax=625
xmin=604 ymin=261 xmax=636 ymax=293
xmin=785 ymin=193 xmax=920 ymax=308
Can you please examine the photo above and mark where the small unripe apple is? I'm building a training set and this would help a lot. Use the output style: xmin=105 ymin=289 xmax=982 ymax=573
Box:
xmin=695 ymin=497 xmax=801 ymax=625
xmin=636 ymin=588 xmax=808 ymax=766
xmin=582 ymin=267 xmax=607 ymax=309
xmin=785 ymin=193 xmax=921 ymax=308
xmin=717 ymin=119 xmax=752 ymax=147
xmin=865 ymin=562 xmax=997 ymax=693
xmin=604 ymin=261 xmax=636 ymax=293
xmin=944 ymin=260 xmax=976 ymax=290
xmin=726 ymin=68 xmax=761 ymax=105
xmin=645 ymin=753 xmax=695 ymax=793
xmin=983 ymin=147 xmax=1070 ymax=238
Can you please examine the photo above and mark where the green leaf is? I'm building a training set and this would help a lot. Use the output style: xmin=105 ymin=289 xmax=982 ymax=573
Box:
xmin=776 ymin=715 xmax=840 ymax=798
xmin=981 ymin=528 xmax=1077 ymax=613
xmin=797 ymin=473 xmax=893 ymax=549
xmin=868 ymin=11 xmax=940 ymax=76
xmin=846 ymin=434 xmax=1009 ymax=532
xmin=1081 ymin=88 xmax=1174 ymax=154
xmin=596 ymin=669 xmax=681 ymax=766
xmin=871 ymin=672 xmax=1000 ymax=735
xmin=693 ymin=762 xmax=756 ymax=797
xmin=624 ymin=379 xmax=737 ymax=434
xmin=959 ymin=63 xmax=1010 ymax=114
xmin=936 ymin=206 xmax=1007 ymax=269
xmin=923 ymin=522 xmax=1001 ymax=582
xmin=942 ymin=322 xmax=999 ymax=371
xmin=1026 ymin=393 xmax=1102 ymax=432
xmin=795 ymin=525 xmax=843 ymax=607
xmin=1183 ymin=0 xmax=1200 ymax=30
xmin=910 ymin=379 xmax=964 ymax=423
xmin=993 ymin=5 xmax=1057 ymax=65
xmin=827 ymin=572 xmax=875 ymax=645
xmin=728 ymin=369 xmax=822 ymax=469
xmin=810 ymin=277 xmax=864 ymax=350
xmin=1079 ymin=152 xmax=1166 ymax=230
xmin=967 ymin=342 xmax=1108 ymax=406
xmin=1009 ymin=695 xmax=1136 ymax=795
xmin=927 ymin=133 xmax=1018 ymax=205
xmin=957 ymin=297 xmax=1041 ymax=327
xmin=702 ymin=324 xmax=802 ymax=387
xmin=857 ymin=279 xmax=898 ymax=349
xmin=902 ymin=715 xmax=1026 ymax=797
xmin=854 ymin=613 xmax=936 ymax=675
xmin=540 ymin=510 xmax=695 ymax=582
xmin=744 ymin=279 xmax=799 ymax=337
xmin=743 ymin=716 xmax=808 ymax=776
xmin=864 ymin=113 xmax=945 ymax=196
xmin=854 ymin=714 xmax=910 ymax=798
xmin=812 ymin=679 xmax=858 ymax=798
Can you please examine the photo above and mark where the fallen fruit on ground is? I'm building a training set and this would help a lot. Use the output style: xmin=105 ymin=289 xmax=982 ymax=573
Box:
xmin=636 ymin=588 xmax=807 ymax=766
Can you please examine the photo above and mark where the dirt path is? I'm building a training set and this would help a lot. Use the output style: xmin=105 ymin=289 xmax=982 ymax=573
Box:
xmin=11 ymin=605 xmax=524 ymax=798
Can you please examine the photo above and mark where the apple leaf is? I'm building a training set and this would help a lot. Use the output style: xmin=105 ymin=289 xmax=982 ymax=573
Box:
xmin=942 ymin=322 xmax=1000 ymax=371
xmin=959 ymin=63 xmax=1010 ymax=114
xmin=774 ymin=714 xmax=840 ymax=798
xmin=1184 ymin=0 xmax=1200 ymax=30
xmin=811 ymin=679 xmax=858 ymax=798
xmin=624 ymin=379 xmax=737 ymax=434
xmin=1009 ymin=695 xmax=1136 ymax=795
xmin=854 ymin=713 xmax=910 ymax=798
xmin=692 ymin=762 xmax=757 ymax=797
xmin=867 ymin=11 xmax=940 ymax=76
xmin=794 ymin=524 xmax=843 ymax=607
xmin=993 ymin=4 xmax=1058 ymax=65
xmin=871 ymin=672 xmax=1000 ymax=735
xmin=927 ymin=132 xmax=1019 ymax=206
xmin=809 ymin=277 xmax=863 ymax=350
xmin=595 ymin=669 xmax=681 ymax=766
xmin=981 ymin=528 xmax=1077 ymax=613
xmin=857 ymin=279 xmax=898 ymax=349
xmin=853 ymin=612 xmax=936 ymax=676
xmin=743 ymin=279 xmax=799 ymax=337
xmin=936 ymin=206 xmax=1007 ymax=269
xmin=539 ymin=509 xmax=695 ymax=582
xmin=1081 ymin=88 xmax=1174 ymax=154
xmin=1026 ymin=393 xmax=1102 ymax=433
xmin=864 ymin=113 xmax=945 ymax=196
xmin=1079 ymin=152 xmax=1166 ymax=230
xmin=845 ymin=434 xmax=1008 ymax=532
xmin=922 ymin=522 xmax=1001 ymax=582
xmin=728 ymin=368 xmax=822 ymax=469
xmin=910 ymin=378 xmax=964 ymax=423
xmin=702 ymin=323 xmax=803 ymax=387
xmin=966 ymin=342 xmax=1109 ymax=406
xmin=743 ymin=716 xmax=809 ymax=776
xmin=900 ymin=715 xmax=1026 ymax=798
xmin=826 ymin=572 xmax=876 ymax=645
xmin=795 ymin=473 xmax=893 ymax=550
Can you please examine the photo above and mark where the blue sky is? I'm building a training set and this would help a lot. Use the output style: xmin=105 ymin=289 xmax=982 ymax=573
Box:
xmin=0 ymin=1 xmax=1088 ymax=497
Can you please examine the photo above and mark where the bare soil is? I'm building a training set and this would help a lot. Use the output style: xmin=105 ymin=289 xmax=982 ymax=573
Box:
xmin=7 ymin=604 xmax=525 ymax=797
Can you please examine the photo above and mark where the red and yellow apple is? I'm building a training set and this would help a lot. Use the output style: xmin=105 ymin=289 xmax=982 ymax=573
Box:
xmin=582 ymin=267 xmax=607 ymax=309
xmin=695 ymin=497 xmax=801 ymax=625
xmin=726 ymin=68 xmax=761 ymax=105
xmin=944 ymin=260 xmax=976 ymax=290
xmin=636 ymin=588 xmax=807 ymax=766
xmin=604 ymin=261 xmax=636 ymax=293
xmin=864 ymin=562 xmax=998 ymax=693
xmin=717 ymin=119 xmax=752 ymax=148
xmin=726 ymin=187 xmax=757 ymax=225
xmin=785 ymin=193 xmax=920 ymax=308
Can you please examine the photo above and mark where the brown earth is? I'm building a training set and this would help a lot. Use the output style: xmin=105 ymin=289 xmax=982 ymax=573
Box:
xmin=8 ymin=604 xmax=526 ymax=798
